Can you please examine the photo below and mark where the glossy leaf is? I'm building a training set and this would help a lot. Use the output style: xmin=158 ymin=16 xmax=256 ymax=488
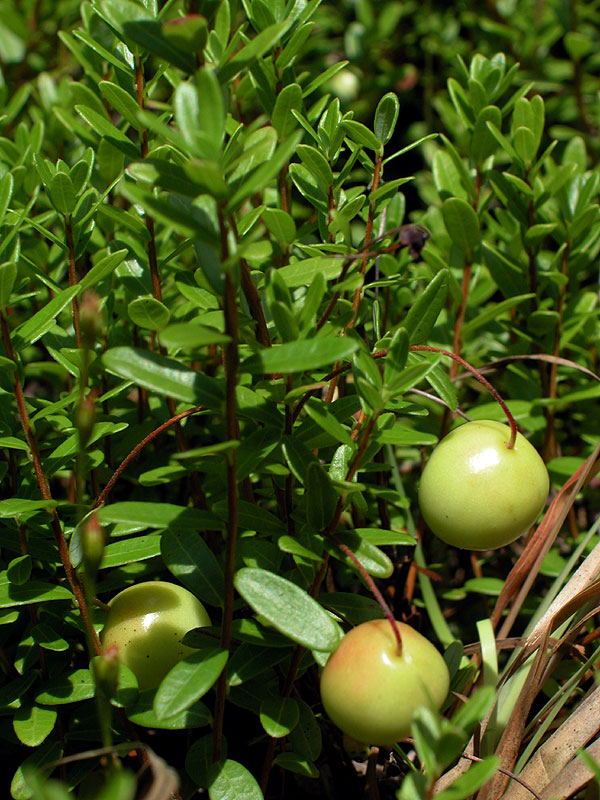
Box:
xmin=208 ymin=759 xmax=263 ymax=800
xmin=243 ymin=336 xmax=358 ymax=374
xmin=11 ymin=285 xmax=81 ymax=351
xmin=305 ymin=461 xmax=339 ymax=530
xmin=260 ymin=696 xmax=299 ymax=738
xmin=374 ymin=92 xmax=400 ymax=145
xmin=402 ymin=270 xmax=449 ymax=344
xmin=102 ymin=347 xmax=223 ymax=406
xmin=161 ymin=528 xmax=225 ymax=607
xmin=13 ymin=704 xmax=57 ymax=747
xmin=128 ymin=296 xmax=171 ymax=331
xmin=154 ymin=648 xmax=228 ymax=720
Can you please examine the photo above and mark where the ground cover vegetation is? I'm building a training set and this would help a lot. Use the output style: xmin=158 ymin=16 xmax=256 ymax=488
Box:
xmin=1 ymin=0 xmax=600 ymax=798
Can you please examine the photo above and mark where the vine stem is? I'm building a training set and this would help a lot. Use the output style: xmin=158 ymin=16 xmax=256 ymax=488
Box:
xmin=411 ymin=346 xmax=517 ymax=448
xmin=93 ymin=406 xmax=205 ymax=509
xmin=0 ymin=311 xmax=101 ymax=654
xmin=212 ymin=212 xmax=240 ymax=764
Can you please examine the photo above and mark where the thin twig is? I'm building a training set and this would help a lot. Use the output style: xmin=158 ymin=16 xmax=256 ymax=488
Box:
xmin=93 ymin=406 xmax=205 ymax=509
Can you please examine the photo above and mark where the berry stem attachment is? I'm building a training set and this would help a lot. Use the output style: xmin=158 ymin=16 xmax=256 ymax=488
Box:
xmin=410 ymin=345 xmax=518 ymax=449
xmin=331 ymin=536 xmax=402 ymax=655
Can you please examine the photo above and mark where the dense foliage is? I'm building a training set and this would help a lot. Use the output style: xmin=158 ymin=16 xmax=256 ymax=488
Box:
xmin=1 ymin=0 xmax=600 ymax=798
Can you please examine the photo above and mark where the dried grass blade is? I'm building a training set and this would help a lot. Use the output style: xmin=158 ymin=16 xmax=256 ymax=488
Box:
xmin=503 ymin=689 xmax=600 ymax=800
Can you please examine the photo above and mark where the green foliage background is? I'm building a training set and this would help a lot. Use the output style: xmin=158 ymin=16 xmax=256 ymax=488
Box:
xmin=0 ymin=0 xmax=600 ymax=798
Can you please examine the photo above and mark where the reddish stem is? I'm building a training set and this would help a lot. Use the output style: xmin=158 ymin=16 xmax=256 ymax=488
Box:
xmin=1 ymin=311 xmax=101 ymax=654
xmin=64 ymin=216 xmax=82 ymax=348
xmin=332 ymin=536 xmax=401 ymax=654
xmin=93 ymin=406 xmax=204 ymax=509
xmin=410 ymin=345 xmax=517 ymax=448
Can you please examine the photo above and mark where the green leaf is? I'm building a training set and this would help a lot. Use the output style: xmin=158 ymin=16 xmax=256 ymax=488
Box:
xmin=128 ymin=296 xmax=171 ymax=331
xmin=208 ymin=759 xmax=263 ymax=800
xmin=289 ymin=699 xmax=322 ymax=760
xmin=0 ymin=672 xmax=38 ymax=709
xmin=272 ymin=83 xmax=303 ymax=138
xmin=154 ymin=648 xmax=228 ymax=720
xmin=377 ymin=424 xmax=438 ymax=446
xmin=11 ymin=285 xmax=81 ymax=351
xmin=99 ymin=80 xmax=143 ymax=131
xmin=441 ymin=198 xmax=480 ymax=260
xmin=121 ymin=182 xmax=219 ymax=246
xmin=226 ymin=132 xmax=302 ymax=213
xmin=48 ymin=171 xmax=76 ymax=215
xmin=35 ymin=669 xmax=95 ymax=705
xmin=234 ymin=567 xmax=340 ymax=651
xmin=96 ymin=502 xmax=221 ymax=531
xmin=79 ymin=249 xmax=128 ymax=291
xmin=0 ymin=572 xmax=73 ymax=608
xmin=305 ymin=461 xmax=339 ymax=529
xmin=262 ymin=207 xmax=296 ymax=244
xmin=13 ymin=704 xmax=57 ymax=747
xmin=227 ymin=643 xmax=290 ymax=687
xmin=327 ymin=532 xmax=393 ymax=578
xmin=342 ymin=119 xmax=382 ymax=152
xmin=219 ymin=21 xmax=291 ymax=84
xmin=10 ymin=741 xmax=63 ymax=800
xmin=0 ymin=499 xmax=58 ymax=518
xmin=0 ymin=172 xmax=14 ymax=227
xmin=100 ymin=533 xmax=162 ymax=568
xmin=102 ymin=347 xmax=223 ymax=407
xmin=123 ymin=19 xmax=196 ymax=72
xmin=461 ymin=293 xmax=533 ymax=337
xmin=7 ymin=555 xmax=32 ymax=585
xmin=31 ymin=624 xmax=69 ymax=652
xmin=260 ymin=696 xmax=299 ymax=737
xmin=129 ymin=690 xmax=212 ymax=729
xmin=243 ymin=337 xmax=358 ymax=374
xmin=471 ymin=105 xmax=502 ymax=164
xmin=277 ymin=255 xmax=344 ymax=287
xmin=76 ymin=105 xmax=141 ymax=160
xmin=270 ymin=300 xmax=300 ymax=341
xmin=464 ymin=577 xmax=504 ymax=596
xmin=297 ymin=144 xmax=333 ymax=189
xmin=374 ymin=92 xmax=400 ymax=145
xmin=354 ymin=528 xmax=416 ymax=546
xmin=160 ymin=322 xmax=230 ymax=349
xmin=384 ymin=327 xmax=409 ymax=388
xmin=273 ymin=752 xmax=319 ymax=778
xmin=282 ymin=435 xmax=320 ymax=484
xmin=0 ymin=261 xmax=16 ymax=310
xmin=305 ymin=397 xmax=353 ymax=445
xmin=161 ymin=528 xmax=225 ymax=607
xmin=402 ymin=270 xmax=448 ymax=345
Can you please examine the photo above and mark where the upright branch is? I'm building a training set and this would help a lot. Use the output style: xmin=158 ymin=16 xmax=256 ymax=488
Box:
xmin=212 ymin=212 xmax=240 ymax=763
xmin=64 ymin=215 xmax=82 ymax=348
xmin=0 ymin=310 xmax=101 ymax=654
xmin=133 ymin=56 xmax=205 ymax=507
xmin=259 ymin=407 xmax=401 ymax=793
xmin=325 ymin=154 xmax=383 ymax=404
xmin=135 ymin=56 xmax=161 ymax=303
xmin=451 ymin=260 xmax=472 ymax=381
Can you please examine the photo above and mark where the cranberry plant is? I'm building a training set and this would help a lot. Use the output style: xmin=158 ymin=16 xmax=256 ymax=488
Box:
xmin=1 ymin=1 xmax=600 ymax=799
